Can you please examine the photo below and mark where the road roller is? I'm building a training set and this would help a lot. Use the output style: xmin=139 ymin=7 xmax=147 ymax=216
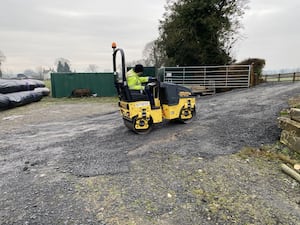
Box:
xmin=112 ymin=43 xmax=196 ymax=134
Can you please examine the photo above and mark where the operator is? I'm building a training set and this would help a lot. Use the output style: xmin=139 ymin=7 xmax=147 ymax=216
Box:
xmin=126 ymin=64 xmax=149 ymax=90
xmin=126 ymin=64 xmax=156 ymax=106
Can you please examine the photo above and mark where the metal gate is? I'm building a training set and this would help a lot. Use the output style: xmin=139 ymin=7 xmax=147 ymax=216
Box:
xmin=159 ymin=65 xmax=251 ymax=94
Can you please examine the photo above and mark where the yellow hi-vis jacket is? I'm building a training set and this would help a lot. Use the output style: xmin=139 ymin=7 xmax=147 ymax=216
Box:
xmin=126 ymin=69 xmax=149 ymax=90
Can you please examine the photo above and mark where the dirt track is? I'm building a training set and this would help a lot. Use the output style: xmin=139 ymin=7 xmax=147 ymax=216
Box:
xmin=1 ymin=82 xmax=300 ymax=225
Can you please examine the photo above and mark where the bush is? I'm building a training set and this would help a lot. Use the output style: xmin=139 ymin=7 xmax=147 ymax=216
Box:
xmin=236 ymin=58 xmax=266 ymax=77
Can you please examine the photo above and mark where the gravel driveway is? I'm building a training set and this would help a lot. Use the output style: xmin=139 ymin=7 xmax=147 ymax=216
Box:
xmin=0 ymin=82 xmax=300 ymax=225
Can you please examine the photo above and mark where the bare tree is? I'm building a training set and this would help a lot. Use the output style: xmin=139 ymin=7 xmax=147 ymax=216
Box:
xmin=126 ymin=41 xmax=165 ymax=69
xmin=0 ymin=50 xmax=6 ymax=78
xmin=23 ymin=69 xmax=37 ymax=77
xmin=86 ymin=64 xmax=99 ymax=72
xmin=142 ymin=40 xmax=165 ymax=68
xmin=36 ymin=66 xmax=44 ymax=80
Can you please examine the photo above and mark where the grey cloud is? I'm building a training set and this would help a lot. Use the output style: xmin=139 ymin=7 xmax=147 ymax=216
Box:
xmin=1 ymin=0 xmax=299 ymax=73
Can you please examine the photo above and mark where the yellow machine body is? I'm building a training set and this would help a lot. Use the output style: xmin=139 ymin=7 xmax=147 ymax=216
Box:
xmin=118 ymin=93 xmax=196 ymax=134
xmin=112 ymin=44 xmax=196 ymax=134
xmin=119 ymin=100 xmax=163 ymax=124
xmin=162 ymin=96 xmax=196 ymax=120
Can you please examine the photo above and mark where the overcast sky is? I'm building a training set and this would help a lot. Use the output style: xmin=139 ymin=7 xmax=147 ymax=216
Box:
xmin=0 ymin=0 xmax=299 ymax=74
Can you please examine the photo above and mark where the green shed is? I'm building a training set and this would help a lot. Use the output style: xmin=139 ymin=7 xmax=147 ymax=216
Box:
xmin=51 ymin=72 xmax=117 ymax=98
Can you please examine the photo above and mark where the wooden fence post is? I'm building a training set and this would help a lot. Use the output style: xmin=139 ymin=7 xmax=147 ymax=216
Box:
xmin=250 ymin=63 xmax=255 ymax=86
xmin=293 ymin=72 xmax=296 ymax=82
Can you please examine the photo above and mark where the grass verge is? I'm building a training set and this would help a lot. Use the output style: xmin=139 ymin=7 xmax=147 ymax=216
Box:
xmin=238 ymin=142 xmax=300 ymax=166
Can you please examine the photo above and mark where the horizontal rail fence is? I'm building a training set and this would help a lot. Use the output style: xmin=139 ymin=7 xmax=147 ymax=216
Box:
xmin=161 ymin=65 xmax=251 ymax=91
xmin=262 ymin=72 xmax=300 ymax=83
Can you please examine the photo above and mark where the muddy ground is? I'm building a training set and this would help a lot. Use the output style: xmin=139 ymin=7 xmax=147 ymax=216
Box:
xmin=0 ymin=82 xmax=300 ymax=225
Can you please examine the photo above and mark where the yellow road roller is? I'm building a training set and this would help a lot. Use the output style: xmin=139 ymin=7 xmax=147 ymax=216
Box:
xmin=112 ymin=43 xmax=196 ymax=134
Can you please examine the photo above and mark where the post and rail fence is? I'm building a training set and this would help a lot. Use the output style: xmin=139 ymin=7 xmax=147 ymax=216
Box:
xmin=262 ymin=72 xmax=300 ymax=83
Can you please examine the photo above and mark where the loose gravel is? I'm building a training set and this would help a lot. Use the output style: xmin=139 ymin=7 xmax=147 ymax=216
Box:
xmin=0 ymin=82 xmax=300 ymax=225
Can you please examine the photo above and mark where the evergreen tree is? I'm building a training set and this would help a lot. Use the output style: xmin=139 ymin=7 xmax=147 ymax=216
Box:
xmin=55 ymin=58 xmax=71 ymax=72
xmin=57 ymin=61 xmax=64 ymax=72
xmin=63 ymin=62 xmax=71 ymax=72
xmin=157 ymin=0 xmax=248 ymax=66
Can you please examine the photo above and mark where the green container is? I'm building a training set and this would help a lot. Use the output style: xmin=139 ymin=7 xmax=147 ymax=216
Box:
xmin=51 ymin=73 xmax=117 ymax=98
